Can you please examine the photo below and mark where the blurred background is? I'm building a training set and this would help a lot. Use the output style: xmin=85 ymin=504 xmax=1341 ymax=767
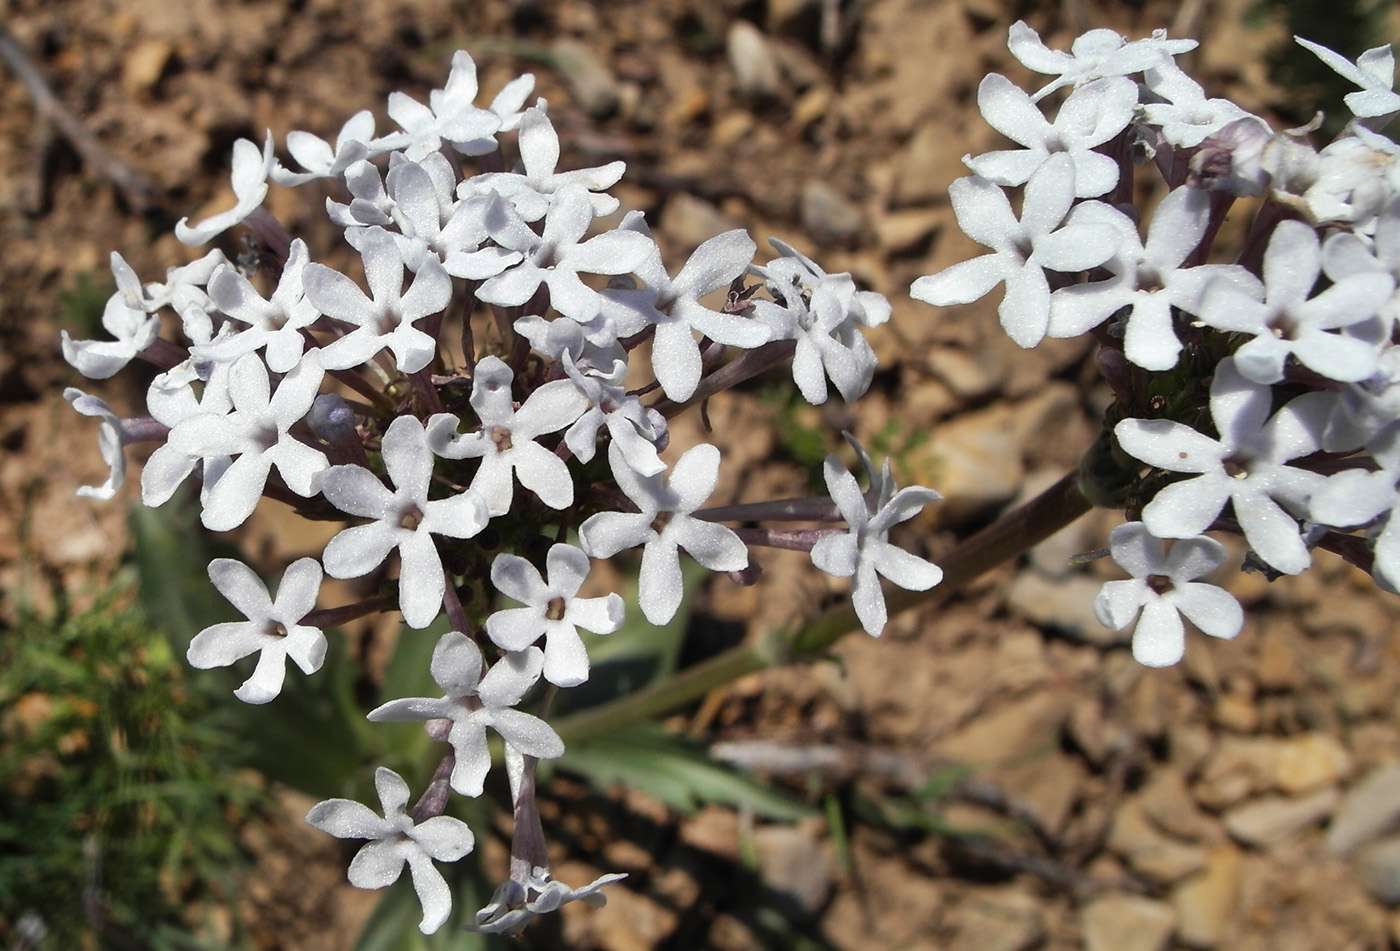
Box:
xmin=3 ymin=0 xmax=1400 ymax=948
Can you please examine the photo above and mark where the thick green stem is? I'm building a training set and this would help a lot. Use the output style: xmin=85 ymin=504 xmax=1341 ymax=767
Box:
xmin=554 ymin=470 xmax=1092 ymax=745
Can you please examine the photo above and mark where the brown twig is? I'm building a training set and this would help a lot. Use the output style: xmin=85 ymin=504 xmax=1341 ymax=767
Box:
xmin=0 ymin=21 xmax=159 ymax=213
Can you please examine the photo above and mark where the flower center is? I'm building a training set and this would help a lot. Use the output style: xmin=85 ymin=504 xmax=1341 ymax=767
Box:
xmin=545 ymin=597 xmax=568 ymax=622
xmin=490 ymin=426 xmax=514 ymax=452
xmin=399 ymin=504 xmax=424 ymax=531
xmin=1146 ymin=574 xmax=1174 ymax=596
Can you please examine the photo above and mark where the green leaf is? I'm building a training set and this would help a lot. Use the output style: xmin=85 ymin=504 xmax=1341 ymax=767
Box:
xmin=557 ymin=722 xmax=814 ymax=821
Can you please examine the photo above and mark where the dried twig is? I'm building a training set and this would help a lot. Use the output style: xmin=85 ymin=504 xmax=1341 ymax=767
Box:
xmin=0 ymin=21 xmax=159 ymax=212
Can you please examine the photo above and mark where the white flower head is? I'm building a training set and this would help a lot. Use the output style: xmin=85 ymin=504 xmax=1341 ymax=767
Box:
xmin=367 ymin=632 xmax=564 ymax=797
xmin=1007 ymin=21 xmax=1197 ymax=101
xmin=486 ymin=544 xmax=625 ymax=687
xmin=469 ymin=868 xmax=627 ymax=936
xmin=187 ymin=557 xmax=326 ymax=703
xmin=579 ymin=442 xmax=749 ymax=625
xmin=1094 ymin=522 xmax=1243 ymax=667
xmin=61 ymin=253 xmax=161 ymax=380
xmin=175 ymin=132 xmax=277 ymax=246
xmin=64 ymin=388 xmax=131 ymax=501
xmin=320 ymin=415 xmax=490 ymax=629
xmin=810 ymin=453 xmax=942 ymax=636
xmin=1114 ymin=357 xmax=1330 ymax=575
xmin=306 ymin=766 xmax=474 ymax=934
xmin=426 ymin=356 xmax=588 ymax=516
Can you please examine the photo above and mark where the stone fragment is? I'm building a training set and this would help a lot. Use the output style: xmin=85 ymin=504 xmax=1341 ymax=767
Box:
xmin=875 ymin=208 xmax=941 ymax=255
xmin=752 ymin=824 xmax=831 ymax=915
xmin=1194 ymin=734 xmax=1352 ymax=810
xmin=727 ymin=21 xmax=782 ymax=99
xmin=122 ymin=38 xmax=173 ymax=96
xmin=1139 ymin=768 xmax=1217 ymax=843
xmin=947 ymin=886 xmax=1045 ymax=951
xmin=894 ymin=124 xmax=966 ymax=205
xmin=800 ymin=181 xmax=864 ymax=245
xmin=1081 ymin=893 xmax=1177 ymax=951
xmin=1108 ymin=800 xmax=1208 ymax=883
xmin=933 ymin=689 xmax=1070 ymax=763
xmin=552 ymin=40 xmax=621 ymax=118
xmin=1328 ymin=763 xmax=1400 ymax=857
xmin=659 ymin=193 xmax=740 ymax=249
xmin=1222 ymin=787 xmax=1339 ymax=848
xmin=1006 ymin=571 xmax=1121 ymax=645
xmin=1352 ymin=835 xmax=1400 ymax=905
xmin=1171 ymin=845 xmax=1243 ymax=949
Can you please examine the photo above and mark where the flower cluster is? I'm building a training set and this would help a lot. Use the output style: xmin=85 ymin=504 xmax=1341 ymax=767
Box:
xmin=913 ymin=24 xmax=1400 ymax=664
xmin=61 ymin=51 xmax=940 ymax=933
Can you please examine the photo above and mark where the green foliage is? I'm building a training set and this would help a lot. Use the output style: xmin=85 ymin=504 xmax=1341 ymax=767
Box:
xmin=0 ymin=581 xmax=265 ymax=950
xmin=56 ymin=270 xmax=108 ymax=339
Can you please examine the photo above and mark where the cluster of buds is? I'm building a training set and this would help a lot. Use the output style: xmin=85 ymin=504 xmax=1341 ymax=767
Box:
xmin=60 ymin=52 xmax=940 ymax=933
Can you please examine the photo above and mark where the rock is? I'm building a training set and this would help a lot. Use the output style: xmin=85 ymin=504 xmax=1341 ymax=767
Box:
xmin=1081 ymin=894 xmax=1177 ymax=951
xmin=921 ymin=346 xmax=998 ymax=400
xmin=752 ymin=824 xmax=831 ymax=915
xmin=800 ymin=181 xmax=864 ymax=246
xmin=1328 ymin=763 xmax=1400 ymax=857
xmin=1255 ymin=635 xmax=1306 ymax=690
xmin=993 ymin=751 xmax=1086 ymax=837
xmin=1172 ymin=845 xmax=1243 ymax=949
xmin=894 ymin=124 xmax=965 ymax=206
xmin=1005 ymin=571 xmax=1121 ymax=645
xmin=1139 ymin=768 xmax=1217 ymax=843
xmin=1068 ymin=697 xmax=1131 ymax=767
xmin=122 ymin=38 xmax=173 ymax=96
xmin=915 ymin=401 xmax=1023 ymax=523
xmin=551 ymin=39 xmax=621 ymax=118
xmin=948 ymin=886 xmax=1045 ymax=951
xmin=1352 ymin=835 xmax=1400 ymax=905
xmin=1222 ymin=788 xmax=1339 ymax=848
xmin=727 ymin=22 xmax=782 ymax=99
xmin=933 ymin=688 xmax=1070 ymax=763
xmin=659 ymin=193 xmax=740 ymax=249
xmin=1108 ymin=800 xmax=1209 ymax=884
xmin=1195 ymin=734 xmax=1352 ymax=810
xmin=875 ymin=208 xmax=941 ymax=255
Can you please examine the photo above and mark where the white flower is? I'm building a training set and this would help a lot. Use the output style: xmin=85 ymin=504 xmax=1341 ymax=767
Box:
xmin=557 ymin=349 xmax=668 ymax=477
xmin=306 ymin=767 xmax=474 ymax=935
xmin=271 ymin=110 xmax=381 ymax=186
xmin=579 ymin=442 xmax=749 ymax=625
xmin=468 ymin=868 xmax=627 ymax=936
xmin=810 ymin=453 xmax=942 ymax=636
xmin=465 ymin=104 xmax=625 ymax=221
xmin=1007 ymin=21 xmax=1196 ymax=101
xmin=964 ymin=73 xmax=1138 ymax=198
xmin=65 ymin=388 xmax=134 ymax=500
xmin=166 ymin=352 xmax=329 ymax=531
xmin=377 ymin=51 xmax=503 ymax=161
xmin=320 ymin=415 xmax=489 ymax=629
xmin=487 ymin=544 xmax=625 ymax=687
xmin=1195 ymin=219 xmax=1393 ymax=384
xmin=1046 ymin=186 xmax=1255 ymax=369
xmin=367 ymin=633 xmax=564 ymax=796
xmin=1114 ymin=358 xmax=1330 ymax=575
xmin=425 ymin=356 xmax=587 ymax=516
xmin=304 ymin=227 xmax=452 ymax=373
xmin=186 ymin=557 xmax=326 ymax=703
xmin=175 ymin=133 xmax=277 ymax=245
xmin=199 ymin=240 xmax=320 ymax=371
xmin=476 ymin=186 xmax=654 ymax=324
xmin=1094 ymin=522 xmax=1243 ymax=667
xmin=61 ymin=253 xmax=161 ymax=380
xmin=602 ymin=222 xmax=765 ymax=401
xmin=1295 ymin=37 xmax=1400 ymax=123
xmin=910 ymin=155 xmax=1121 ymax=348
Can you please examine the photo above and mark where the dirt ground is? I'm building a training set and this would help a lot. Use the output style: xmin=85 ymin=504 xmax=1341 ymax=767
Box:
xmin=6 ymin=0 xmax=1400 ymax=948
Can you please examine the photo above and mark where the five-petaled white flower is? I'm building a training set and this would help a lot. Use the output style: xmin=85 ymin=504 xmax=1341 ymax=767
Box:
xmin=486 ymin=544 xmax=625 ymax=687
xmin=1094 ymin=522 xmax=1243 ymax=667
xmin=305 ymin=766 xmax=475 ymax=934
xmin=810 ymin=453 xmax=943 ymax=637
xmin=579 ymin=442 xmax=750 ymax=625
xmin=367 ymin=633 xmax=565 ymax=797
xmin=186 ymin=557 xmax=326 ymax=703
xmin=320 ymin=415 xmax=489 ymax=629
